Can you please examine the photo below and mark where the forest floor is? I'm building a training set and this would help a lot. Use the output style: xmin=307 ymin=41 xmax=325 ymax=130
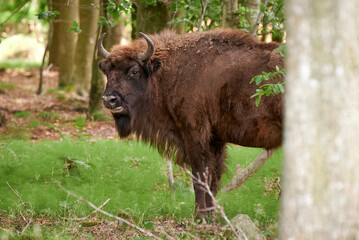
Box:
xmin=0 ymin=68 xmax=116 ymax=141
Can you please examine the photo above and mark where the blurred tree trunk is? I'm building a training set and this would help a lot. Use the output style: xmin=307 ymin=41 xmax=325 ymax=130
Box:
xmin=88 ymin=0 xmax=130 ymax=118
xmin=105 ymin=15 xmax=130 ymax=48
xmin=56 ymin=0 xmax=79 ymax=88
xmin=246 ymin=0 xmax=260 ymax=27
xmin=135 ymin=1 xmax=170 ymax=36
xmin=281 ymin=0 xmax=359 ymax=238
xmin=88 ymin=31 xmax=105 ymax=118
xmin=222 ymin=0 xmax=238 ymax=28
xmin=73 ymin=0 xmax=100 ymax=96
xmin=49 ymin=0 xmax=61 ymax=67
xmin=89 ymin=0 xmax=105 ymax=118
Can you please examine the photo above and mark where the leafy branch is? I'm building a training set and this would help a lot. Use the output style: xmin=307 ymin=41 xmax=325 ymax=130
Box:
xmin=250 ymin=65 xmax=285 ymax=107
xmin=67 ymin=21 xmax=82 ymax=33
xmin=36 ymin=10 xmax=59 ymax=20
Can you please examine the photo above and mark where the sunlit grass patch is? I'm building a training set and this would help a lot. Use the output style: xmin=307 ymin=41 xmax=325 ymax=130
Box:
xmin=0 ymin=139 xmax=283 ymax=238
xmin=0 ymin=34 xmax=43 ymax=69
xmin=0 ymin=80 xmax=15 ymax=90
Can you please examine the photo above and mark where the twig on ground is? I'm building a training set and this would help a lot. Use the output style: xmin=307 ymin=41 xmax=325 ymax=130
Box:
xmin=223 ymin=149 xmax=275 ymax=192
xmin=156 ymin=227 xmax=177 ymax=240
xmin=21 ymin=218 xmax=33 ymax=235
xmin=6 ymin=181 xmax=28 ymax=220
xmin=184 ymin=169 xmax=246 ymax=240
xmin=275 ymin=177 xmax=282 ymax=197
xmin=6 ymin=181 xmax=33 ymax=234
xmin=62 ymin=198 xmax=111 ymax=221
xmin=55 ymin=181 xmax=163 ymax=240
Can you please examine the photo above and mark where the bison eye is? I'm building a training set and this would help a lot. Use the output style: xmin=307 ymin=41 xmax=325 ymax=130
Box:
xmin=132 ymin=70 xmax=139 ymax=75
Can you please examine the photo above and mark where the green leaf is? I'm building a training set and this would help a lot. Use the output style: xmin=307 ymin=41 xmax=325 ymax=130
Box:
xmin=72 ymin=21 xmax=79 ymax=28
xmin=255 ymin=95 xmax=262 ymax=107
xmin=260 ymin=5 xmax=266 ymax=13
xmin=273 ymin=84 xmax=280 ymax=94
xmin=279 ymin=83 xmax=285 ymax=93
xmin=144 ymin=221 xmax=154 ymax=230
xmin=264 ymin=88 xmax=272 ymax=96
xmin=255 ymin=75 xmax=263 ymax=85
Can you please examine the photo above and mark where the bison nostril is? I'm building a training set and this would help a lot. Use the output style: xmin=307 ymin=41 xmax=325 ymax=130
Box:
xmin=102 ymin=95 xmax=117 ymax=106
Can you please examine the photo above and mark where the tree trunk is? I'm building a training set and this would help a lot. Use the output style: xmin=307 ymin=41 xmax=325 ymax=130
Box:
xmin=246 ymin=0 xmax=260 ymax=27
xmin=72 ymin=0 xmax=100 ymax=96
xmin=57 ymin=0 xmax=79 ymax=88
xmin=281 ymin=0 xmax=359 ymax=239
xmin=49 ymin=0 xmax=61 ymax=67
xmin=222 ymin=0 xmax=238 ymax=28
xmin=88 ymin=38 xmax=105 ymax=117
xmin=135 ymin=1 xmax=170 ymax=36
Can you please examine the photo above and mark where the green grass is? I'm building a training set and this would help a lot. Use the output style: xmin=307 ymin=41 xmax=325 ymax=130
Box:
xmin=0 ymin=59 xmax=42 ymax=69
xmin=0 ymin=139 xmax=283 ymax=237
xmin=13 ymin=111 xmax=31 ymax=118
xmin=0 ymin=80 xmax=15 ymax=90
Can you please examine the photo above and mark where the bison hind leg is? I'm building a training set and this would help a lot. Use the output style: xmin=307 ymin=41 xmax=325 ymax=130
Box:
xmin=190 ymin=139 xmax=227 ymax=220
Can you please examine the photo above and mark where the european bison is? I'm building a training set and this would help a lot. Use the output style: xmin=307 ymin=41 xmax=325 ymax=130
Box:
xmin=98 ymin=29 xmax=283 ymax=217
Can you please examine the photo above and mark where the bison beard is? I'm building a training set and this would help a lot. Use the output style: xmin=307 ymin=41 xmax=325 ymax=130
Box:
xmin=98 ymin=29 xmax=284 ymax=218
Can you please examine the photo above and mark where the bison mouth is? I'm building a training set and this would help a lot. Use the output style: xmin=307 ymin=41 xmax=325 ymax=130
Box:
xmin=110 ymin=106 xmax=124 ymax=114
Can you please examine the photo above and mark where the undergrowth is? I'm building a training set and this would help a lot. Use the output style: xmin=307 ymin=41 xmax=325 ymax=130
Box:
xmin=0 ymin=139 xmax=283 ymax=238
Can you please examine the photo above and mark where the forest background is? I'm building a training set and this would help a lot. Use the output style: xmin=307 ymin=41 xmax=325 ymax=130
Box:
xmin=0 ymin=0 xmax=287 ymax=239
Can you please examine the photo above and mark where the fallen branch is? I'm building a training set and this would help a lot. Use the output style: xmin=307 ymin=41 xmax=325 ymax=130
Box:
xmin=62 ymin=198 xmax=111 ymax=221
xmin=223 ymin=149 xmax=274 ymax=192
xmin=184 ymin=169 xmax=246 ymax=240
xmin=55 ymin=181 xmax=162 ymax=240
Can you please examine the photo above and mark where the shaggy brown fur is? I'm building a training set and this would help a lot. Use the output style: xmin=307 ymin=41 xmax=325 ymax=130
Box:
xmin=99 ymin=28 xmax=284 ymax=216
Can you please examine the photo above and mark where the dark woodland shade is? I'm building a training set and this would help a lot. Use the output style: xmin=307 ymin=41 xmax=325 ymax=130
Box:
xmin=99 ymin=28 xmax=284 ymax=216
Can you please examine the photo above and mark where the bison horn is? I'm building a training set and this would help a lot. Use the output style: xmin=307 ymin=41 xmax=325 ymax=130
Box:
xmin=97 ymin=33 xmax=110 ymax=58
xmin=138 ymin=32 xmax=154 ymax=61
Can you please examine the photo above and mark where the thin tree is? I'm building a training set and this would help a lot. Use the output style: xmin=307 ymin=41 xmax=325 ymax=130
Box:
xmin=281 ymin=0 xmax=359 ymax=238
xmin=135 ymin=1 xmax=170 ymax=36
xmin=222 ymin=0 xmax=239 ymax=28
xmin=72 ymin=0 xmax=100 ymax=96
xmin=55 ymin=0 xmax=79 ymax=88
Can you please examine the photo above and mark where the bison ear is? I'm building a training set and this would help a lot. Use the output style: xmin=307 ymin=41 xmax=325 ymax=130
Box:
xmin=150 ymin=58 xmax=162 ymax=74
xmin=98 ymin=60 xmax=110 ymax=74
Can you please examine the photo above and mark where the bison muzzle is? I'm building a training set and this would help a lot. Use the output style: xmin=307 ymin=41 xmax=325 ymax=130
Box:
xmin=98 ymin=29 xmax=284 ymax=218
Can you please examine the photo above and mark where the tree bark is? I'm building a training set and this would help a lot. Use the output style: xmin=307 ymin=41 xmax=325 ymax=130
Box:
xmin=222 ymin=0 xmax=239 ymax=28
xmin=57 ymin=0 xmax=79 ymax=88
xmin=252 ymin=0 xmax=268 ymax=36
xmin=72 ymin=0 xmax=100 ymax=96
xmin=88 ymin=0 xmax=106 ymax=117
xmin=281 ymin=0 xmax=359 ymax=238
xmin=49 ymin=0 xmax=62 ymax=67
xmin=135 ymin=1 xmax=170 ymax=36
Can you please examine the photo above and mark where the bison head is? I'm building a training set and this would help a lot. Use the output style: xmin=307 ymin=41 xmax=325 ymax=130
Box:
xmin=98 ymin=33 xmax=162 ymax=137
